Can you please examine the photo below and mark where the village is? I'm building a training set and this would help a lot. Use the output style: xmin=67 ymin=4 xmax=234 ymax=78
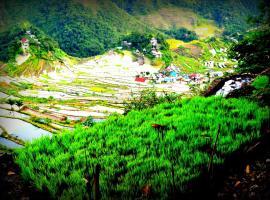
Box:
xmin=131 ymin=37 xmax=233 ymax=87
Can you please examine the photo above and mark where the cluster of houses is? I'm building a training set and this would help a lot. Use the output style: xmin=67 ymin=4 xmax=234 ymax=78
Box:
xmin=119 ymin=37 xmax=163 ymax=65
xmin=135 ymin=64 xmax=212 ymax=84
xmin=20 ymin=30 xmax=40 ymax=55
xmin=204 ymin=60 xmax=227 ymax=69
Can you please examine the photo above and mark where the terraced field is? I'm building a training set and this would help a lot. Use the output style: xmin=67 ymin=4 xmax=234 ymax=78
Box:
xmin=0 ymin=52 xmax=190 ymax=148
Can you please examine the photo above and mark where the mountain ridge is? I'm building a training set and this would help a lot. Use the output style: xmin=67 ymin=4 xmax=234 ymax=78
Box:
xmin=0 ymin=0 xmax=260 ymax=58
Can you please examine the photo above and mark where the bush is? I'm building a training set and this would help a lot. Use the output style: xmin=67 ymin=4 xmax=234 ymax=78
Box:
xmin=31 ymin=117 xmax=52 ymax=125
xmin=82 ymin=116 xmax=95 ymax=127
xmin=124 ymin=89 xmax=179 ymax=114
xmin=252 ymin=75 xmax=269 ymax=89
xmin=165 ymin=28 xmax=198 ymax=42
xmin=251 ymin=75 xmax=270 ymax=105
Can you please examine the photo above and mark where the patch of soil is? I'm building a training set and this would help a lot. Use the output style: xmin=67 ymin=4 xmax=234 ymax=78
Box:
xmin=0 ymin=152 xmax=51 ymax=200
xmin=215 ymin=138 xmax=270 ymax=200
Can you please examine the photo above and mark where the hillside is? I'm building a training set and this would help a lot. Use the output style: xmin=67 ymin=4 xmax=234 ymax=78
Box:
xmin=135 ymin=6 xmax=221 ymax=38
xmin=0 ymin=23 xmax=73 ymax=76
xmin=0 ymin=0 xmax=260 ymax=58
xmin=0 ymin=0 xmax=154 ymax=58
xmin=114 ymin=0 xmax=260 ymax=34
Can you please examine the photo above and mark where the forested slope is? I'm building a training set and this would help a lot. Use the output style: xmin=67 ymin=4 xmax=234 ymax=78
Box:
xmin=0 ymin=0 xmax=260 ymax=58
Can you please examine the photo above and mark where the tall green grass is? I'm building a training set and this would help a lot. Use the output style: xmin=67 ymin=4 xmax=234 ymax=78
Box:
xmin=15 ymin=96 xmax=269 ymax=199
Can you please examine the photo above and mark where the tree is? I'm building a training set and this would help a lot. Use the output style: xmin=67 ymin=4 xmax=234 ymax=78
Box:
xmin=7 ymin=99 xmax=15 ymax=111
xmin=15 ymin=99 xmax=23 ymax=109
xmin=228 ymin=28 xmax=270 ymax=73
xmin=165 ymin=27 xmax=198 ymax=42
xmin=228 ymin=1 xmax=270 ymax=73
xmin=82 ymin=116 xmax=95 ymax=127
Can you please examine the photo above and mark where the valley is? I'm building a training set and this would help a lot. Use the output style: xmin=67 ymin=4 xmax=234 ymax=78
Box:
xmin=0 ymin=49 xmax=194 ymax=148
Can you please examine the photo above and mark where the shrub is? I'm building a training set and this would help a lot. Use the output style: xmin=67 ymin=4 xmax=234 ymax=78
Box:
xmin=124 ymin=89 xmax=179 ymax=114
xmin=82 ymin=116 xmax=95 ymax=127
xmin=252 ymin=75 xmax=269 ymax=89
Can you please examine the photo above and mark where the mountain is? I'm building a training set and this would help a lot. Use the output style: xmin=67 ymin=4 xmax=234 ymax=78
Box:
xmin=0 ymin=0 xmax=260 ymax=58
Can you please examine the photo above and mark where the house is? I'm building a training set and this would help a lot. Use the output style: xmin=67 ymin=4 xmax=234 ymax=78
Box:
xmin=121 ymin=41 xmax=131 ymax=48
xmin=21 ymin=38 xmax=28 ymax=43
xmin=217 ymin=62 xmax=226 ymax=68
xmin=210 ymin=49 xmax=216 ymax=55
xmin=210 ymin=71 xmax=224 ymax=78
xmin=150 ymin=37 xmax=158 ymax=47
xmin=205 ymin=61 xmax=214 ymax=68
xmin=137 ymin=56 xmax=144 ymax=65
xmin=151 ymin=49 xmax=162 ymax=58
xmin=21 ymin=38 xmax=29 ymax=52
xmin=169 ymin=71 xmax=177 ymax=77
xmin=189 ymin=74 xmax=201 ymax=81
xmin=135 ymin=77 xmax=146 ymax=82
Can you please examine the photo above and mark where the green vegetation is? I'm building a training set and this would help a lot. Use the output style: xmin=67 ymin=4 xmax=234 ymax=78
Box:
xmin=114 ymin=0 xmax=259 ymax=34
xmin=122 ymin=32 xmax=168 ymax=57
xmin=0 ymin=0 xmax=259 ymax=58
xmin=122 ymin=32 xmax=173 ymax=67
xmin=15 ymin=96 xmax=269 ymax=199
xmin=251 ymin=75 xmax=270 ymax=105
xmin=31 ymin=117 xmax=52 ymax=125
xmin=124 ymin=89 xmax=180 ymax=114
xmin=166 ymin=37 xmax=233 ymax=73
xmin=0 ymin=24 xmax=59 ymax=62
xmin=0 ymin=23 xmax=69 ymax=76
xmin=229 ymin=28 xmax=270 ymax=73
xmin=229 ymin=0 xmax=269 ymax=74
xmin=0 ymin=0 xmax=153 ymax=58
xmin=165 ymin=27 xmax=198 ymax=42
xmin=252 ymin=75 xmax=269 ymax=90
xmin=82 ymin=116 xmax=95 ymax=127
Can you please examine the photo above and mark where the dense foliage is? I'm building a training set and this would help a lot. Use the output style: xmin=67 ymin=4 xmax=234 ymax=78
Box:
xmin=0 ymin=24 xmax=60 ymax=62
xmin=0 ymin=0 xmax=152 ymax=57
xmin=122 ymin=32 xmax=172 ymax=66
xmin=229 ymin=28 xmax=270 ymax=73
xmin=228 ymin=0 xmax=270 ymax=74
xmin=0 ymin=0 xmax=259 ymax=57
xmin=16 ymin=97 xmax=269 ymax=199
xmin=165 ymin=28 xmax=198 ymax=42
xmin=124 ymin=89 xmax=179 ymax=114
xmin=251 ymin=75 xmax=270 ymax=105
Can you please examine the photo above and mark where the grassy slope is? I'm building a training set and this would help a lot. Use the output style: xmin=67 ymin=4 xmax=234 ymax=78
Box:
xmin=135 ymin=6 xmax=221 ymax=38
xmin=15 ymin=96 xmax=269 ymax=199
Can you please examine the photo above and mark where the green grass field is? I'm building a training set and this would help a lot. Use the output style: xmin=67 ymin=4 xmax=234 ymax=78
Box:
xmin=15 ymin=96 xmax=269 ymax=199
